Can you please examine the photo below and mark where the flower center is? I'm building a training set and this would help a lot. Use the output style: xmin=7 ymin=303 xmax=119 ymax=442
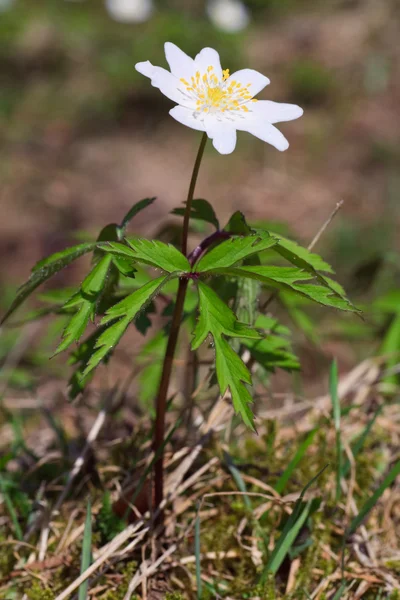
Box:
xmin=180 ymin=66 xmax=257 ymax=115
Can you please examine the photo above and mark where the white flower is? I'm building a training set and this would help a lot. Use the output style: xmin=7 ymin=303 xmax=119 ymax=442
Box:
xmin=105 ymin=0 xmax=153 ymax=24
xmin=207 ymin=0 xmax=250 ymax=34
xmin=135 ymin=43 xmax=303 ymax=155
xmin=0 ymin=0 xmax=14 ymax=12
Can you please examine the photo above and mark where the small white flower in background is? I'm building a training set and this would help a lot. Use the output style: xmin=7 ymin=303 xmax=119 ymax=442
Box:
xmin=0 ymin=0 xmax=14 ymax=12
xmin=135 ymin=43 xmax=303 ymax=154
xmin=105 ymin=0 xmax=153 ymax=24
xmin=207 ymin=0 xmax=250 ymax=34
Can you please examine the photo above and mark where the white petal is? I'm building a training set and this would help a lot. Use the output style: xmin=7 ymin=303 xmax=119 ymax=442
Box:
xmin=164 ymin=42 xmax=195 ymax=82
xmin=236 ymin=118 xmax=289 ymax=151
xmin=204 ymin=115 xmax=237 ymax=154
xmin=169 ymin=106 xmax=206 ymax=132
xmin=227 ymin=68 xmax=270 ymax=97
xmin=195 ymin=47 xmax=223 ymax=82
xmin=135 ymin=60 xmax=155 ymax=78
xmin=106 ymin=0 xmax=153 ymax=23
xmin=207 ymin=0 xmax=250 ymax=33
xmin=252 ymin=100 xmax=303 ymax=123
xmin=135 ymin=61 xmax=195 ymax=108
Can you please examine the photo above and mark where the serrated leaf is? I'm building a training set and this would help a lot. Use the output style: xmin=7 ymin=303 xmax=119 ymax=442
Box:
xmin=120 ymin=197 xmax=156 ymax=234
xmin=172 ymin=198 xmax=219 ymax=230
xmin=196 ymin=233 xmax=277 ymax=272
xmin=68 ymin=329 xmax=104 ymax=399
xmin=192 ymin=282 xmax=261 ymax=429
xmin=81 ymin=254 xmax=113 ymax=297
xmin=243 ymin=336 xmax=300 ymax=372
xmin=1 ymin=243 xmax=97 ymax=324
xmin=224 ymin=211 xmax=254 ymax=235
xmin=55 ymin=255 xmax=113 ymax=354
xmin=216 ymin=337 xmax=256 ymax=429
xmin=192 ymin=282 xmax=261 ymax=350
xmin=103 ymin=238 xmax=190 ymax=273
xmin=272 ymin=236 xmax=334 ymax=274
xmin=56 ymin=303 xmax=93 ymax=355
xmin=216 ymin=266 xmax=357 ymax=312
xmin=83 ymin=275 xmax=171 ymax=376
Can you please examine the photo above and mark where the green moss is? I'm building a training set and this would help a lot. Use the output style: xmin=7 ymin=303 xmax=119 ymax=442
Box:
xmin=0 ymin=536 xmax=16 ymax=579
xmin=26 ymin=582 xmax=54 ymax=600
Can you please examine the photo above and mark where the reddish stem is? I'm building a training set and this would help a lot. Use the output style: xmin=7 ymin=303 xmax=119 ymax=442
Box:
xmin=153 ymin=133 xmax=207 ymax=520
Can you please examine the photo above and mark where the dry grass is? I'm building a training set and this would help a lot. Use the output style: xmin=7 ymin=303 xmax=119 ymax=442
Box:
xmin=1 ymin=355 xmax=399 ymax=599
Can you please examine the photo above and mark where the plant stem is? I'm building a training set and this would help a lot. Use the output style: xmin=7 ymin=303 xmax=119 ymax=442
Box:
xmin=153 ymin=133 xmax=207 ymax=518
xmin=181 ymin=133 xmax=208 ymax=256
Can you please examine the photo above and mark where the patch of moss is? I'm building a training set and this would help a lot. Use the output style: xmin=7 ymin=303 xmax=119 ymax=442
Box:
xmin=26 ymin=582 xmax=54 ymax=600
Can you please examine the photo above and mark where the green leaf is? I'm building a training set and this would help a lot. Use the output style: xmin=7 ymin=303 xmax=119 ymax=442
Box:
xmin=260 ymin=465 xmax=328 ymax=579
xmin=120 ymin=197 xmax=156 ymax=234
xmin=83 ymin=275 xmax=172 ymax=376
xmin=68 ymin=329 xmax=104 ymax=399
xmin=1 ymin=243 xmax=97 ymax=324
xmin=272 ymin=236 xmax=334 ymax=274
xmin=78 ymin=501 xmax=92 ymax=600
xmin=216 ymin=338 xmax=256 ymax=429
xmin=217 ymin=266 xmax=357 ymax=312
xmin=55 ymin=255 xmax=113 ymax=354
xmin=274 ymin=429 xmax=318 ymax=494
xmin=224 ymin=211 xmax=254 ymax=235
xmin=192 ymin=282 xmax=261 ymax=429
xmin=346 ymin=459 xmax=400 ymax=537
xmin=103 ymin=238 xmax=190 ymax=273
xmin=196 ymin=233 xmax=277 ymax=272
xmin=192 ymin=282 xmax=261 ymax=349
xmin=243 ymin=334 xmax=300 ymax=373
xmin=172 ymin=198 xmax=219 ymax=230
xmin=330 ymin=359 xmax=343 ymax=501
xmin=380 ymin=312 xmax=400 ymax=383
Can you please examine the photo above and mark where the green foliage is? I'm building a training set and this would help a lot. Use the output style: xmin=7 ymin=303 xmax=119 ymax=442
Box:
xmin=104 ymin=238 xmax=190 ymax=272
xmin=196 ymin=233 xmax=277 ymax=271
xmin=3 ymin=202 xmax=354 ymax=427
xmin=78 ymin=501 xmax=92 ymax=600
xmin=260 ymin=466 xmax=328 ymax=580
xmin=26 ymin=582 xmax=55 ymax=600
xmin=55 ymin=255 xmax=113 ymax=354
xmin=220 ymin=265 xmax=356 ymax=311
xmin=83 ymin=275 xmax=172 ymax=375
xmin=1 ymin=243 xmax=97 ymax=324
xmin=95 ymin=491 xmax=125 ymax=545
xmin=243 ymin=314 xmax=300 ymax=373
xmin=119 ymin=198 xmax=156 ymax=235
xmin=172 ymin=198 xmax=220 ymax=230
xmin=192 ymin=282 xmax=261 ymax=429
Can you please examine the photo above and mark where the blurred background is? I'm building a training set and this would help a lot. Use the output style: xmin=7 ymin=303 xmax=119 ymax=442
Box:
xmin=1 ymin=0 xmax=400 ymax=388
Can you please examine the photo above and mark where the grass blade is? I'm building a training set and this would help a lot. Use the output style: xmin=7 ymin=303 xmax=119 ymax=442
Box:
xmin=78 ymin=501 xmax=92 ymax=600
xmin=330 ymin=359 xmax=342 ymax=501
xmin=347 ymin=459 xmax=400 ymax=537
xmin=195 ymin=505 xmax=202 ymax=600
xmin=226 ymin=458 xmax=252 ymax=511
xmin=265 ymin=499 xmax=312 ymax=575
xmin=331 ymin=581 xmax=347 ymax=600
xmin=0 ymin=475 xmax=23 ymax=541
xmin=274 ymin=428 xmax=317 ymax=495
xmin=260 ymin=464 xmax=329 ymax=581
xmin=342 ymin=405 xmax=383 ymax=479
